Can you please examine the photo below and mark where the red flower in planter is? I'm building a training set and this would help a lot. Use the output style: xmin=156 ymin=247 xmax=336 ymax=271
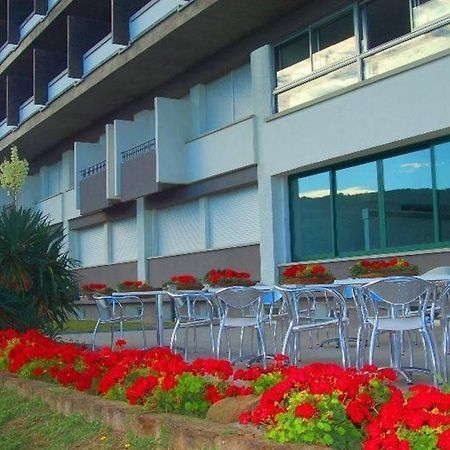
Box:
xmin=295 ymin=403 xmax=316 ymax=419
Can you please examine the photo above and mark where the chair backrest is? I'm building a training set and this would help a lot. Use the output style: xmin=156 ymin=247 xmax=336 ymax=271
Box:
xmin=421 ymin=266 xmax=450 ymax=276
xmin=360 ymin=276 xmax=432 ymax=321
xmin=93 ymin=296 xmax=117 ymax=321
xmin=166 ymin=292 xmax=214 ymax=320
xmin=275 ymin=285 xmax=347 ymax=325
xmin=215 ymin=286 xmax=263 ymax=319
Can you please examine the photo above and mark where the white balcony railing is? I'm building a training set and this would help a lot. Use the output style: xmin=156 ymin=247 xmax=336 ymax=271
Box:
xmin=19 ymin=13 xmax=45 ymax=40
xmin=82 ymin=34 xmax=125 ymax=76
xmin=19 ymin=97 xmax=42 ymax=123
xmin=0 ymin=119 xmax=15 ymax=139
xmin=129 ymin=0 xmax=189 ymax=41
xmin=48 ymin=69 xmax=77 ymax=102
xmin=0 ymin=42 xmax=16 ymax=63
xmin=48 ymin=0 xmax=61 ymax=11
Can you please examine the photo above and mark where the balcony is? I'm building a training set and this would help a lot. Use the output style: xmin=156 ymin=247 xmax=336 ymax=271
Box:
xmin=0 ymin=119 xmax=15 ymax=139
xmin=19 ymin=12 xmax=45 ymax=41
xmin=35 ymin=193 xmax=63 ymax=224
xmin=184 ymin=116 xmax=256 ymax=183
xmin=79 ymin=160 xmax=109 ymax=214
xmin=83 ymin=34 xmax=125 ymax=76
xmin=0 ymin=43 xmax=16 ymax=63
xmin=19 ymin=97 xmax=42 ymax=123
xmin=121 ymin=139 xmax=158 ymax=201
xmin=129 ymin=0 xmax=189 ymax=41
xmin=48 ymin=69 xmax=77 ymax=103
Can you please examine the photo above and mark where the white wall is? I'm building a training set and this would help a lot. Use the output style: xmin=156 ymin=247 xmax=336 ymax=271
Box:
xmin=155 ymin=97 xmax=191 ymax=184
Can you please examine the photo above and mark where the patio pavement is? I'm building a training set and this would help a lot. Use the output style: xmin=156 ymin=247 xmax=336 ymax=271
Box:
xmin=59 ymin=311 xmax=448 ymax=387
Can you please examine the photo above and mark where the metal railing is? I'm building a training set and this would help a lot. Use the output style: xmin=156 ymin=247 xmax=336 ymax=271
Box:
xmin=121 ymin=139 xmax=155 ymax=162
xmin=80 ymin=160 xmax=106 ymax=179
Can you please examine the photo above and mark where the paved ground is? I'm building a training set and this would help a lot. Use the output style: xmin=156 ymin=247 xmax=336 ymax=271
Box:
xmin=59 ymin=310 xmax=448 ymax=387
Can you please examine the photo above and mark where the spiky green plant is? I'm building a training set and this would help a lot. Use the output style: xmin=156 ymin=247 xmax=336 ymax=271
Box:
xmin=0 ymin=207 xmax=78 ymax=334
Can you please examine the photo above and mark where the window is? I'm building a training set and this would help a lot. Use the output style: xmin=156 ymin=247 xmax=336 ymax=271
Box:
xmin=77 ymin=225 xmax=105 ymax=267
xmin=335 ymin=162 xmax=379 ymax=253
xmin=290 ymin=172 xmax=333 ymax=259
xmin=204 ymin=64 xmax=252 ymax=133
xmin=289 ymin=136 xmax=450 ymax=261
xmin=111 ymin=218 xmax=137 ymax=263
xmin=275 ymin=1 xmax=450 ymax=111
xmin=383 ymin=149 xmax=433 ymax=247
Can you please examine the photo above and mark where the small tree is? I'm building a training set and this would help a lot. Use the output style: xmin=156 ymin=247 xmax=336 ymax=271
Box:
xmin=0 ymin=146 xmax=29 ymax=206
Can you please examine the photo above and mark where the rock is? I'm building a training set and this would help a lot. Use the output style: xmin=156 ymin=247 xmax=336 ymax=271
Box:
xmin=206 ymin=395 xmax=261 ymax=424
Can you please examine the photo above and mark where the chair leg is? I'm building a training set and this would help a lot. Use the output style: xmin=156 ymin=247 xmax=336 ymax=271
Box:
xmin=338 ymin=322 xmax=350 ymax=368
xmin=422 ymin=326 xmax=441 ymax=386
xmin=92 ymin=320 xmax=101 ymax=350
xmin=110 ymin=324 xmax=114 ymax=349
xmin=356 ymin=324 xmax=367 ymax=370
xmin=217 ymin=323 xmax=224 ymax=358
xmin=170 ymin=321 xmax=180 ymax=352
xmin=193 ymin=326 xmax=198 ymax=354
xmin=239 ymin=327 xmax=245 ymax=358
xmin=282 ymin=324 xmax=293 ymax=357
xmin=369 ymin=327 xmax=378 ymax=365
xmin=140 ymin=319 xmax=147 ymax=349
xmin=184 ymin=326 xmax=189 ymax=360
xmin=256 ymin=323 xmax=267 ymax=369
xmin=209 ymin=322 xmax=215 ymax=356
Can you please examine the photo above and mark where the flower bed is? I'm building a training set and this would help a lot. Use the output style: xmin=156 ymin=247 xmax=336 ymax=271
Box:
xmin=281 ymin=264 xmax=335 ymax=285
xmin=0 ymin=329 xmax=449 ymax=449
xmin=80 ymin=283 xmax=114 ymax=297
xmin=163 ymin=274 xmax=205 ymax=291
xmin=349 ymin=258 xmax=419 ymax=278
xmin=205 ymin=268 xmax=255 ymax=287
xmin=116 ymin=280 xmax=153 ymax=292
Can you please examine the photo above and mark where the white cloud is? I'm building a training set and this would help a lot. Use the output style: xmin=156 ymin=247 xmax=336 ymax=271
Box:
xmin=399 ymin=162 xmax=430 ymax=172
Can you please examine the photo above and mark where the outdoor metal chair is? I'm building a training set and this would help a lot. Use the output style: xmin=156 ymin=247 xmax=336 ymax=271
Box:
xmin=437 ymin=281 xmax=450 ymax=382
xmin=215 ymin=286 xmax=267 ymax=367
xmin=92 ymin=295 xmax=147 ymax=350
xmin=356 ymin=276 xmax=440 ymax=385
xmin=277 ymin=286 xmax=350 ymax=367
xmin=166 ymin=291 xmax=216 ymax=359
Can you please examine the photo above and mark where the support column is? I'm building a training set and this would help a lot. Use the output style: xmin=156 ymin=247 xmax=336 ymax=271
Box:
xmin=250 ymin=44 xmax=287 ymax=284
xmin=136 ymin=197 xmax=153 ymax=281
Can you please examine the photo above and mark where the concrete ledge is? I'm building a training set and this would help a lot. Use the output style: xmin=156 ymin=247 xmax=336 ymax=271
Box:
xmin=0 ymin=371 xmax=323 ymax=449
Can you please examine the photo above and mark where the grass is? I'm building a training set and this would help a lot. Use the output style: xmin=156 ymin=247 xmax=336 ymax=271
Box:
xmin=0 ymin=386 xmax=160 ymax=450
xmin=60 ymin=320 xmax=174 ymax=334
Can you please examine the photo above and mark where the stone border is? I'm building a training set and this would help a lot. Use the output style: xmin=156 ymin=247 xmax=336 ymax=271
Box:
xmin=0 ymin=372 xmax=323 ymax=450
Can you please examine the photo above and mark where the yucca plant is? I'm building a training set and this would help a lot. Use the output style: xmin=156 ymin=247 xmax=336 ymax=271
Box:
xmin=0 ymin=207 xmax=79 ymax=334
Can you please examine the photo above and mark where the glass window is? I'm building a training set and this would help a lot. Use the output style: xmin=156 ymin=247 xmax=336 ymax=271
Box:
xmin=276 ymin=34 xmax=311 ymax=87
xmin=412 ymin=0 xmax=450 ymax=29
xmin=277 ymin=63 xmax=358 ymax=112
xmin=335 ymin=162 xmax=380 ymax=253
xmin=434 ymin=141 xmax=450 ymax=241
xmin=363 ymin=0 xmax=411 ymax=50
xmin=291 ymin=172 xmax=333 ymax=259
xmin=312 ymin=12 xmax=356 ymax=70
xmin=383 ymin=149 xmax=434 ymax=248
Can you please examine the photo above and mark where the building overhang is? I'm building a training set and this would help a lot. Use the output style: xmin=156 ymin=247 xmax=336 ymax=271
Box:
xmin=0 ymin=0 xmax=307 ymax=160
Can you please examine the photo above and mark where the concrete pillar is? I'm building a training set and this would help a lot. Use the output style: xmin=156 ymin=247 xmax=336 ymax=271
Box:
xmin=136 ymin=197 xmax=153 ymax=281
xmin=250 ymin=44 xmax=281 ymax=284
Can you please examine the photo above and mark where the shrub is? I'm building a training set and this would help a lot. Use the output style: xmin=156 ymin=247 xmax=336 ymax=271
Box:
xmin=0 ymin=207 xmax=78 ymax=334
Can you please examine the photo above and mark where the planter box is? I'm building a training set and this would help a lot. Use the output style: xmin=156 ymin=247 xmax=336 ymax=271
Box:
xmin=352 ymin=271 xmax=419 ymax=278
xmin=282 ymin=276 xmax=336 ymax=285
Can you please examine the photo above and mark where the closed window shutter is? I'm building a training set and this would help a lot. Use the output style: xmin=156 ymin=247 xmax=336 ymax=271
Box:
xmin=158 ymin=201 xmax=202 ymax=256
xmin=48 ymin=162 xmax=61 ymax=197
xmin=233 ymin=64 xmax=252 ymax=120
xmin=111 ymin=218 xmax=137 ymax=263
xmin=209 ymin=186 xmax=259 ymax=248
xmin=205 ymin=74 xmax=233 ymax=132
xmin=78 ymin=225 xmax=105 ymax=267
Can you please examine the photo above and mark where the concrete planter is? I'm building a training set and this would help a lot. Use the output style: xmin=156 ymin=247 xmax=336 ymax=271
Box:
xmin=0 ymin=372 xmax=323 ymax=450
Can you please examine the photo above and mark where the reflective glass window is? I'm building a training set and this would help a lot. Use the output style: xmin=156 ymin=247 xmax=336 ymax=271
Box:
xmin=383 ymin=149 xmax=434 ymax=247
xmin=434 ymin=141 xmax=450 ymax=241
xmin=291 ymin=172 xmax=333 ymax=259
xmin=335 ymin=162 xmax=379 ymax=253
